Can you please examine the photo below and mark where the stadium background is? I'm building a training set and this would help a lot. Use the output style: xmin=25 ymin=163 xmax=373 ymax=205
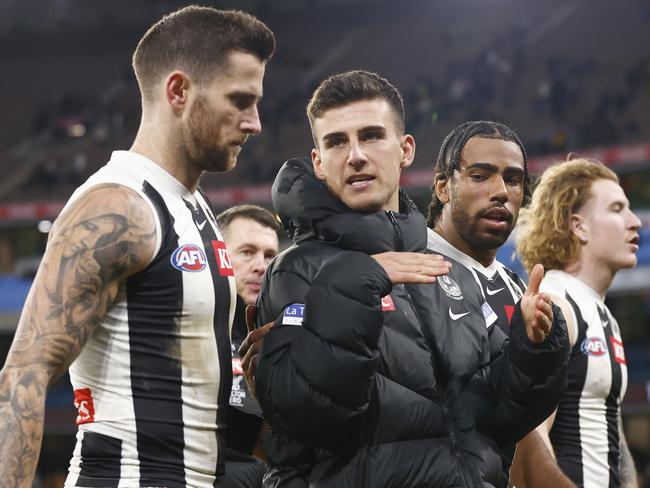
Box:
xmin=0 ymin=0 xmax=648 ymax=485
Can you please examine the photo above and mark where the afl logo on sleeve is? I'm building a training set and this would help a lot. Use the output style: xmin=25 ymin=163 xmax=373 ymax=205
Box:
xmin=580 ymin=337 xmax=608 ymax=357
xmin=211 ymin=240 xmax=234 ymax=277
xmin=171 ymin=244 xmax=207 ymax=272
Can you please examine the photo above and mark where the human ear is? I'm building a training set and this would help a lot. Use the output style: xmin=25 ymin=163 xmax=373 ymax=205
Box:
xmin=399 ymin=134 xmax=416 ymax=169
xmin=311 ymin=148 xmax=326 ymax=181
xmin=165 ymin=71 xmax=190 ymax=110
xmin=569 ymin=214 xmax=588 ymax=243
xmin=434 ymin=172 xmax=450 ymax=204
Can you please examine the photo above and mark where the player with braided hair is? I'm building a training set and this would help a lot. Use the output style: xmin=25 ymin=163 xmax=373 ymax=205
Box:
xmin=426 ymin=120 xmax=576 ymax=487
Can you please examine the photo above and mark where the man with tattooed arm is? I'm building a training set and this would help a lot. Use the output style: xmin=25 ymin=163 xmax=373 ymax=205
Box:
xmin=0 ymin=6 xmax=275 ymax=487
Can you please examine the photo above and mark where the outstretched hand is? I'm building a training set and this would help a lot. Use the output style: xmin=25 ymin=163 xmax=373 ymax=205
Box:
xmin=239 ymin=305 xmax=273 ymax=397
xmin=372 ymin=252 xmax=451 ymax=285
xmin=521 ymin=264 xmax=553 ymax=343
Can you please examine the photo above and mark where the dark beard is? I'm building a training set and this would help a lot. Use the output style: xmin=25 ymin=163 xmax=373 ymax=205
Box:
xmin=183 ymin=97 xmax=234 ymax=173
xmin=451 ymin=200 xmax=513 ymax=251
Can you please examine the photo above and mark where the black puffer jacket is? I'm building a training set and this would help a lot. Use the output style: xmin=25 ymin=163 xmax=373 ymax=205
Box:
xmin=255 ymin=158 xmax=569 ymax=487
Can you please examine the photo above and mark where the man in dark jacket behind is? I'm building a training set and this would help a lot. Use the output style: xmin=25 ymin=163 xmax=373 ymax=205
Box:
xmin=217 ymin=204 xmax=280 ymax=487
xmin=252 ymin=70 xmax=570 ymax=487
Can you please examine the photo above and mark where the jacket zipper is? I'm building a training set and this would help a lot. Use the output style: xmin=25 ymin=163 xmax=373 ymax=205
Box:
xmin=387 ymin=210 xmax=473 ymax=487
xmin=445 ymin=399 xmax=474 ymax=488
xmin=386 ymin=211 xmax=404 ymax=251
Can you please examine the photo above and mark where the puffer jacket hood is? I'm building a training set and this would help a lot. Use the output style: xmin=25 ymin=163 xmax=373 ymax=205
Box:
xmin=272 ymin=156 xmax=426 ymax=253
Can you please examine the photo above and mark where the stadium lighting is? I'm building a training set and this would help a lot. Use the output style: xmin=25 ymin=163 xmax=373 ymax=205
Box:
xmin=37 ymin=220 xmax=52 ymax=233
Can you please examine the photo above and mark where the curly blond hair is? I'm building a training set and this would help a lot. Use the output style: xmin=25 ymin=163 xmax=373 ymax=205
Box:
xmin=515 ymin=158 xmax=618 ymax=273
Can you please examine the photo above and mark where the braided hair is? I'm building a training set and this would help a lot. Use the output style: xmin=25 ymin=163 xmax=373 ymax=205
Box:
xmin=426 ymin=120 xmax=530 ymax=228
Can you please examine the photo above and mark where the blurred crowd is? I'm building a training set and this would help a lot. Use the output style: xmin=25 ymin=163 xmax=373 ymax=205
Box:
xmin=2 ymin=1 xmax=649 ymax=202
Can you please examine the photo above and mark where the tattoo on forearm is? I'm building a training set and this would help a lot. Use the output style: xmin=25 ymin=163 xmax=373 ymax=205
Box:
xmin=0 ymin=186 xmax=156 ymax=487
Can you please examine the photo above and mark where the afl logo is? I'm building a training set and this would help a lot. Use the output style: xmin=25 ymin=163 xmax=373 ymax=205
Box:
xmin=580 ymin=337 xmax=608 ymax=356
xmin=171 ymin=244 xmax=207 ymax=272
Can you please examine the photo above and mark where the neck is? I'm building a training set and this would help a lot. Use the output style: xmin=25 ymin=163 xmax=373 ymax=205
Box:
xmin=433 ymin=220 xmax=496 ymax=267
xmin=130 ymin=113 xmax=202 ymax=193
xmin=563 ymin=256 xmax=614 ymax=299
xmin=383 ymin=192 xmax=401 ymax=213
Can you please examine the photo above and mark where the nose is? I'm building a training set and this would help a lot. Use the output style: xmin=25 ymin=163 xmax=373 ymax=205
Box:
xmin=627 ymin=208 xmax=642 ymax=230
xmin=241 ymin=105 xmax=262 ymax=135
xmin=251 ymin=252 xmax=267 ymax=274
xmin=490 ymin=176 xmax=508 ymax=203
xmin=347 ymin=140 xmax=368 ymax=170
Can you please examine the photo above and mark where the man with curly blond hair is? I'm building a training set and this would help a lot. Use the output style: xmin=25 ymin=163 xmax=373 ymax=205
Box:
xmin=515 ymin=158 xmax=641 ymax=488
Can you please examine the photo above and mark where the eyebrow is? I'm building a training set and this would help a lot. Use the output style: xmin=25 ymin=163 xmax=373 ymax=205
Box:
xmin=322 ymin=131 xmax=347 ymax=145
xmin=359 ymin=125 xmax=386 ymax=134
xmin=463 ymin=162 xmax=525 ymax=177
xmin=229 ymin=91 xmax=263 ymax=103
xmin=322 ymin=125 xmax=387 ymax=144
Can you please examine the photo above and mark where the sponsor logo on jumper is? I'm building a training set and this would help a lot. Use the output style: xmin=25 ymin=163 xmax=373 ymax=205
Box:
xmin=211 ymin=240 xmax=234 ymax=276
xmin=197 ymin=220 xmax=208 ymax=231
xmin=438 ymin=275 xmax=464 ymax=300
xmin=171 ymin=244 xmax=207 ymax=272
xmin=580 ymin=337 xmax=608 ymax=357
xmin=381 ymin=295 xmax=395 ymax=311
xmin=449 ymin=308 xmax=470 ymax=321
xmin=610 ymin=336 xmax=626 ymax=364
xmin=74 ymin=388 xmax=95 ymax=425
xmin=230 ymin=376 xmax=247 ymax=406
xmin=486 ymin=287 xmax=504 ymax=296
xmin=504 ymin=305 xmax=515 ymax=325
xmin=232 ymin=356 xmax=243 ymax=376
xmin=282 ymin=303 xmax=305 ymax=325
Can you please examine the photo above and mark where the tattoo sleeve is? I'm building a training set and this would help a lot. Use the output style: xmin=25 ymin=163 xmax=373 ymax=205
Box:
xmin=0 ymin=184 xmax=156 ymax=487
xmin=619 ymin=415 xmax=639 ymax=488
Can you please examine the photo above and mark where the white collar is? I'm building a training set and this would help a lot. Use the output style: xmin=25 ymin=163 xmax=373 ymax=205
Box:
xmin=544 ymin=270 xmax=605 ymax=304
xmin=109 ymin=150 xmax=196 ymax=202
xmin=426 ymin=228 xmax=501 ymax=278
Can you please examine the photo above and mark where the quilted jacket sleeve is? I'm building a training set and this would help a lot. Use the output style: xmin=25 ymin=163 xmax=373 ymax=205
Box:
xmin=255 ymin=251 xmax=392 ymax=451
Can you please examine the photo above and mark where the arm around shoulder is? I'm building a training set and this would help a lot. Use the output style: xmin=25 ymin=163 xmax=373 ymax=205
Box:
xmin=0 ymin=184 xmax=156 ymax=487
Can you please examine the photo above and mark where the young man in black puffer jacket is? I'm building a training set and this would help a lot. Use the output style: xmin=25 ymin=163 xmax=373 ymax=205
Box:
xmin=249 ymin=71 xmax=570 ymax=487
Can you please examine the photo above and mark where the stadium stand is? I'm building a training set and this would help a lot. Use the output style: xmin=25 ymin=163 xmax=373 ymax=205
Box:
xmin=0 ymin=0 xmax=648 ymax=485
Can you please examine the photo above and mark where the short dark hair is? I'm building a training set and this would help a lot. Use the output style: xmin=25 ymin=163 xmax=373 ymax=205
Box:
xmin=426 ymin=120 xmax=530 ymax=228
xmin=216 ymin=204 xmax=280 ymax=237
xmin=133 ymin=6 xmax=275 ymax=103
xmin=307 ymin=70 xmax=405 ymax=144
